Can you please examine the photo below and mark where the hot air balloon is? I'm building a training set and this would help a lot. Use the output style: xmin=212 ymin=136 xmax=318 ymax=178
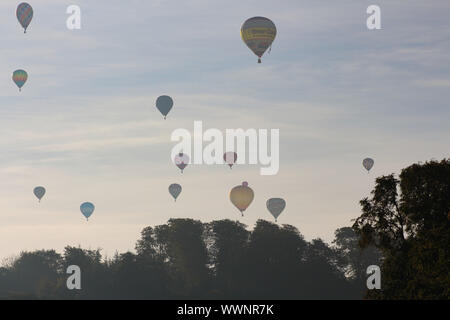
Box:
xmin=80 ymin=202 xmax=95 ymax=221
xmin=156 ymin=95 xmax=173 ymax=119
xmin=17 ymin=3 xmax=33 ymax=33
xmin=12 ymin=69 xmax=28 ymax=91
xmin=169 ymin=183 xmax=182 ymax=201
xmin=33 ymin=186 xmax=46 ymax=203
xmin=266 ymin=198 xmax=286 ymax=222
xmin=363 ymin=158 xmax=374 ymax=173
xmin=174 ymin=152 xmax=189 ymax=173
xmin=223 ymin=152 xmax=237 ymax=169
xmin=230 ymin=181 xmax=254 ymax=216
xmin=241 ymin=17 xmax=277 ymax=63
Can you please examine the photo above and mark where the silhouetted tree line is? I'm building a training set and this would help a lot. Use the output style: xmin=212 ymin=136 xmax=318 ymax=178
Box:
xmin=0 ymin=159 xmax=447 ymax=300
xmin=0 ymin=220 xmax=378 ymax=300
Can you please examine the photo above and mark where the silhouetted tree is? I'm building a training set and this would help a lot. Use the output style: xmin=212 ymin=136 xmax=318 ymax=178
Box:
xmin=206 ymin=219 xmax=249 ymax=299
xmin=136 ymin=219 xmax=211 ymax=298
xmin=301 ymin=238 xmax=355 ymax=299
xmin=333 ymin=227 xmax=382 ymax=297
xmin=6 ymin=250 xmax=62 ymax=299
xmin=240 ymin=220 xmax=309 ymax=299
xmin=353 ymin=159 xmax=450 ymax=299
xmin=61 ymin=246 xmax=111 ymax=299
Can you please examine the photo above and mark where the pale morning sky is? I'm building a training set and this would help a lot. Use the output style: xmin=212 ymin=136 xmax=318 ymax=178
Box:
xmin=0 ymin=0 xmax=449 ymax=261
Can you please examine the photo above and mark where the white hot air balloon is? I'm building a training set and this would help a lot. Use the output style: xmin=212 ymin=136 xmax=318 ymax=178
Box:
xmin=223 ymin=152 xmax=238 ymax=169
xmin=174 ymin=152 xmax=189 ymax=173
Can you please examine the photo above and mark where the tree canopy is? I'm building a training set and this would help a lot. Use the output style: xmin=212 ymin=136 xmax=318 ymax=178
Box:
xmin=353 ymin=159 xmax=449 ymax=299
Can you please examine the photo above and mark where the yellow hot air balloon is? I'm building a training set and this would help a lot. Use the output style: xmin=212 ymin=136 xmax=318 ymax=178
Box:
xmin=230 ymin=181 xmax=254 ymax=216
xmin=241 ymin=17 xmax=277 ymax=63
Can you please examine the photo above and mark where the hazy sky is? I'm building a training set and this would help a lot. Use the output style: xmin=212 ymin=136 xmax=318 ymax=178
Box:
xmin=1 ymin=0 xmax=449 ymax=261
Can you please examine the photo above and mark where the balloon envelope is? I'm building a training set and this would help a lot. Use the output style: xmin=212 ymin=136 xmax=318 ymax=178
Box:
xmin=266 ymin=198 xmax=286 ymax=221
xmin=174 ymin=153 xmax=189 ymax=173
xmin=169 ymin=183 xmax=182 ymax=201
xmin=17 ymin=3 xmax=33 ymax=33
xmin=12 ymin=70 xmax=28 ymax=91
xmin=80 ymin=202 xmax=95 ymax=220
xmin=230 ymin=181 xmax=254 ymax=216
xmin=363 ymin=158 xmax=374 ymax=172
xmin=241 ymin=17 xmax=276 ymax=63
xmin=33 ymin=186 xmax=46 ymax=202
xmin=156 ymin=95 xmax=173 ymax=119
xmin=223 ymin=152 xmax=237 ymax=168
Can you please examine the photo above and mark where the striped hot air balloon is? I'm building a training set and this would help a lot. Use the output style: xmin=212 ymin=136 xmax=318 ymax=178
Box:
xmin=16 ymin=3 xmax=33 ymax=33
xmin=241 ymin=17 xmax=277 ymax=63
xmin=12 ymin=69 xmax=28 ymax=92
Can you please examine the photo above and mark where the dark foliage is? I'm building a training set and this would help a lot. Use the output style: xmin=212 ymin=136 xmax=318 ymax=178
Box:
xmin=353 ymin=159 xmax=450 ymax=299
xmin=0 ymin=219 xmax=369 ymax=299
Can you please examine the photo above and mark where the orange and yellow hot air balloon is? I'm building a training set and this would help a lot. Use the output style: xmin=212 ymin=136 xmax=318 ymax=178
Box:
xmin=230 ymin=181 xmax=254 ymax=216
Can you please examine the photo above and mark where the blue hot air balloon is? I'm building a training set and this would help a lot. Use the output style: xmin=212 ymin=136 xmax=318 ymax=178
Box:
xmin=80 ymin=202 xmax=95 ymax=221
xmin=33 ymin=186 xmax=46 ymax=202
xmin=363 ymin=158 xmax=374 ymax=173
xmin=169 ymin=183 xmax=182 ymax=201
xmin=266 ymin=198 xmax=286 ymax=222
xmin=156 ymin=95 xmax=173 ymax=119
